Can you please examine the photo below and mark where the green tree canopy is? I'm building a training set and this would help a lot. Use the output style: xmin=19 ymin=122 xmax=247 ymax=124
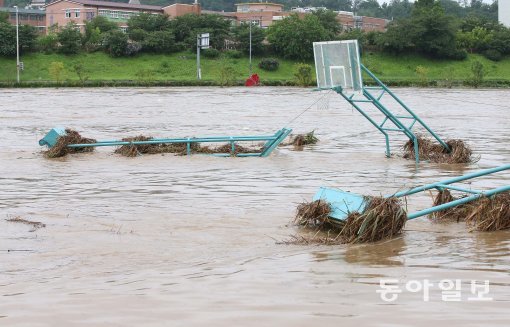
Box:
xmin=232 ymin=23 xmax=265 ymax=55
xmin=311 ymin=8 xmax=342 ymax=37
xmin=128 ymin=12 xmax=172 ymax=33
xmin=0 ymin=22 xmax=37 ymax=56
xmin=170 ymin=14 xmax=231 ymax=50
xmin=267 ymin=14 xmax=329 ymax=61
xmin=57 ymin=23 xmax=82 ymax=55
xmin=103 ymin=30 xmax=128 ymax=57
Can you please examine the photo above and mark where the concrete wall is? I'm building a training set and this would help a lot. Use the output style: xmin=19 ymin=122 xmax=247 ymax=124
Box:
xmin=163 ymin=3 xmax=200 ymax=19
xmin=500 ymin=0 xmax=510 ymax=27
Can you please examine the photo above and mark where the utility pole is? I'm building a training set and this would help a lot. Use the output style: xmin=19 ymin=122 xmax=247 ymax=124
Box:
xmin=196 ymin=33 xmax=210 ymax=80
xmin=14 ymin=6 xmax=20 ymax=84
xmin=196 ymin=34 xmax=201 ymax=80
xmin=249 ymin=19 xmax=252 ymax=76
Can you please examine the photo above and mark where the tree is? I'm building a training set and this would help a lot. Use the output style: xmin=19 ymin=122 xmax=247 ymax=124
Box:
xmin=84 ymin=16 xmax=118 ymax=51
xmin=379 ymin=0 xmax=462 ymax=59
xmin=57 ymin=23 xmax=82 ymax=55
xmin=267 ymin=14 xmax=329 ymax=61
xmin=0 ymin=11 xmax=9 ymax=23
xmin=18 ymin=25 xmax=38 ymax=53
xmin=0 ymin=22 xmax=38 ymax=56
xmin=143 ymin=30 xmax=177 ymax=53
xmin=357 ymin=0 xmax=384 ymax=18
xmin=312 ymin=9 xmax=342 ymax=37
xmin=128 ymin=12 xmax=172 ymax=33
xmin=410 ymin=0 xmax=460 ymax=58
xmin=171 ymin=13 xmax=231 ymax=50
xmin=103 ymin=30 xmax=128 ymax=57
xmin=0 ymin=22 xmax=16 ymax=56
xmin=232 ymin=23 xmax=265 ymax=54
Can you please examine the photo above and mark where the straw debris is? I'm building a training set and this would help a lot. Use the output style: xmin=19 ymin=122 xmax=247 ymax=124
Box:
xmin=283 ymin=130 xmax=319 ymax=147
xmin=403 ymin=135 xmax=473 ymax=164
xmin=292 ymin=196 xmax=407 ymax=244
xmin=295 ymin=200 xmax=333 ymax=229
xmin=44 ymin=129 xmax=96 ymax=158
xmin=340 ymin=197 xmax=407 ymax=243
xmin=115 ymin=135 xmax=262 ymax=157
xmin=6 ymin=216 xmax=46 ymax=232
xmin=465 ymin=192 xmax=510 ymax=232
xmin=429 ymin=189 xmax=469 ymax=222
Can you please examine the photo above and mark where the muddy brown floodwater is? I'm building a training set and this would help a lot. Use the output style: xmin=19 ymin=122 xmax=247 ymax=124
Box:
xmin=0 ymin=87 xmax=509 ymax=326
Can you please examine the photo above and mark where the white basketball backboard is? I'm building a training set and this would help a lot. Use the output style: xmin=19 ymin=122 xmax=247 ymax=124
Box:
xmin=313 ymin=40 xmax=363 ymax=93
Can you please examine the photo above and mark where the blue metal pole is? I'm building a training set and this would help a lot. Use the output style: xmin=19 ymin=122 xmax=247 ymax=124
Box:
xmin=407 ymin=185 xmax=510 ymax=220
xmin=334 ymin=87 xmax=391 ymax=157
xmin=393 ymin=164 xmax=510 ymax=198
xmin=361 ymin=64 xmax=450 ymax=152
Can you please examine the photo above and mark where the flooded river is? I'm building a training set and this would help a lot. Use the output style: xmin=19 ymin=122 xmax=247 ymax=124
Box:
xmin=1 ymin=87 xmax=509 ymax=326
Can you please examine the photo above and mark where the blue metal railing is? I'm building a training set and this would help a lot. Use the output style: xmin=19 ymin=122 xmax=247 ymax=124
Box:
xmin=40 ymin=128 xmax=292 ymax=157
xmin=330 ymin=65 xmax=450 ymax=163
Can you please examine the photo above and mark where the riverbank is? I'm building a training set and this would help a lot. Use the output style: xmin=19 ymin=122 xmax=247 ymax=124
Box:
xmin=1 ymin=51 xmax=509 ymax=87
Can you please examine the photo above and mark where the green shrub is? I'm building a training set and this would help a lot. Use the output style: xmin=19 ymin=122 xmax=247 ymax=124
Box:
xmin=202 ymin=48 xmax=220 ymax=59
xmin=48 ymin=61 xmax=65 ymax=83
xmin=103 ymin=30 xmax=128 ymax=57
xmin=483 ymin=49 xmax=502 ymax=62
xmin=37 ymin=34 xmax=59 ymax=54
xmin=218 ymin=59 xmax=238 ymax=86
xmin=225 ymin=50 xmax=242 ymax=59
xmin=258 ymin=58 xmax=279 ymax=71
xmin=471 ymin=60 xmax=485 ymax=88
xmin=294 ymin=63 xmax=313 ymax=87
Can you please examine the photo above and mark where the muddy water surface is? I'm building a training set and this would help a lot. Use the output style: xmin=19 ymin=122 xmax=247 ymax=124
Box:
xmin=0 ymin=87 xmax=509 ymax=326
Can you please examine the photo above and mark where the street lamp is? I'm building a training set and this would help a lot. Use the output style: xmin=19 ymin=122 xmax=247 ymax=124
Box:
xmin=14 ymin=5 xmax=20 ymax=84
xmin=249 ymin=19 xmax=252 ymax=76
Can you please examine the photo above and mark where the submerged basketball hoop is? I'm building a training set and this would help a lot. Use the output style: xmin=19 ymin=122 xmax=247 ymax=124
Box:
xmin=313 ymin=40 xmax=363 ymax=94
xmin=313 ymin=40 xmax=450 ymax=163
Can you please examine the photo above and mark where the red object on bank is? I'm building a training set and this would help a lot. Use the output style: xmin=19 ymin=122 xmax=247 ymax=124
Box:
xmin=245 ymin=74 xmax=260 ymax=86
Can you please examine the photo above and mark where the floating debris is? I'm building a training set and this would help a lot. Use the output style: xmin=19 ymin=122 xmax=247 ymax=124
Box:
xmin=282 ymin=130 xmax=319 ymax=148
xmin=339 ymin=196 xmax=407 ymax=243
xmin=465 ymin=192 xmax=510 ymax=232
xmin=292 ymin=196 xmax=407 ymax=244
xmin=6 ymin=216 xmax=46 ymax=232
xmin=429 ymin=189 xmax=469 ymax=222
xmin=44 ymin=129 xmax=96 ymax=158
xmin=114 ymin=135 xmax=262 ymax=157
xmin=403 ymin=135 xmax=473 ymax=164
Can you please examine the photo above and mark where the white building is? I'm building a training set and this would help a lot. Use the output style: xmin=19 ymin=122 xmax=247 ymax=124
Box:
xmin=500 ymin=0 xmax=510 ymax=27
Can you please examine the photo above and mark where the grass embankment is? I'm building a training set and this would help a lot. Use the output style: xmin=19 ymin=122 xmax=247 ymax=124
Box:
xmin=0 ymin=51 xmax=509 ymax=87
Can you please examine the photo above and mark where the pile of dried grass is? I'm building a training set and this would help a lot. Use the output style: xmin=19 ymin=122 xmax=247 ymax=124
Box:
xmin=44 ymin=129 xmax=96 ymax=158
xmin=339 ymin=196 xmax=407 ymax=243
xmin=295 ymin=200 xmax=333 ymax=229
xmin=430 ymin=189 xmax=469 ymax=222
xmin=115 ymin=136 xmax=262 ymax=157
xmin=208 ymin=144 xmax=262 ymax=156
xmin=285 ymin=130 xmax=319 ymax=147
xmin=6 ymin=216 xmax=46 ymax=232
xmin=114 ymin=136 xmax=204 ymax=157
xmin=403 ymin=135 xmax=472 ymax=164
xmin=465 ymin=192 xmax=510 ymax=232
xmin=278 ymin=231 xmax=344 ymax=245
xmin=292 ymin=196 xmax=407 ymax=244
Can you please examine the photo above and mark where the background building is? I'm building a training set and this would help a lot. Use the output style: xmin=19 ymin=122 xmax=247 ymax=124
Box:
xmin=500 ymin=0 xmax=510 ymax=27
xmin=0 ymin=7 xmax=46 ymax=33
xmin=45 ymin=0 xmax=164 ymax=32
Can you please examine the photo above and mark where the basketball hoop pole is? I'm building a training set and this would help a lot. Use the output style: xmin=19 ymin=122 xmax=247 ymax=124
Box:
xmin=313 ymin=40 xmax=450 ymax=163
